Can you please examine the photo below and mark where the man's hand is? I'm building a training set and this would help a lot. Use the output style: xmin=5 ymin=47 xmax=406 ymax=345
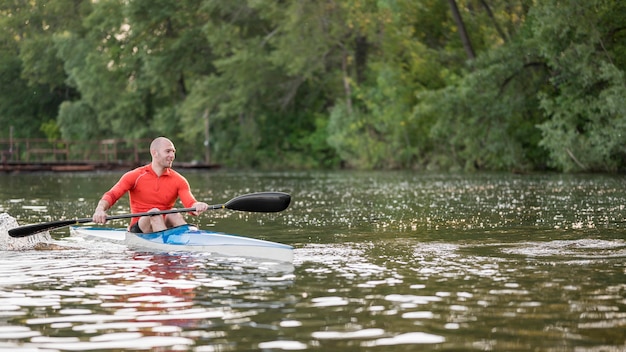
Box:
xmin=93 ymin=199 xmax=110 ymax=224
xmin=192 ymin=201 xmax=209 ymax=215
xmin=93 ymin=208 xmax=108 ymax=224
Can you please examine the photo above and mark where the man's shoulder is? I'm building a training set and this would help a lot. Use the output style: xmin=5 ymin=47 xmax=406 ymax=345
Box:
xmin=166 ymin=168 xmax=185 ymax=178
xmin=164 ymin=168 xmax=190 ymax=184
xmin=123 ymin=164 xmax=152 ymax=177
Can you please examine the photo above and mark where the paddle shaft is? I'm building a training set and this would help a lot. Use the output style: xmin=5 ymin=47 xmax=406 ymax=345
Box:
xmin=99 ymin=204 xmax=226 ymax=223
xmin=8 ymin=207 xmax=200 ymax=238
xmin=95 ymin=207 xmax=200 ymax=222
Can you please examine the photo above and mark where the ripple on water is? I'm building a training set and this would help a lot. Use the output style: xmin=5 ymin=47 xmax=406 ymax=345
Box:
xmin=501 ymin=239 xmax=626 ymax=259
xmin=312 ymin=328 xmax=386 ymax=340
xmin=361 ymin=332 xmax=445 ymax=346
xmin=258 ymin=340 xmax=308 ymax=350
xmin=0 ymin=326 xmax=40 ymax=339
xmin=30 ymin=335 xmax=194 ymax=351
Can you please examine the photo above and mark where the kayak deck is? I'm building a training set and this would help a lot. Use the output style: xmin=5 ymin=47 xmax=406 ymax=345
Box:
xmin=69 ymin=224 xmax=293 ymax=262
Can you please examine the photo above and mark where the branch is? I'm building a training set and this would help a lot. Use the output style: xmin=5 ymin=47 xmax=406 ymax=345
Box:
xmin=566 ymin=148 xmax=586 ymax=169
xmin=498 ymin=61 xmax=549 ymax=97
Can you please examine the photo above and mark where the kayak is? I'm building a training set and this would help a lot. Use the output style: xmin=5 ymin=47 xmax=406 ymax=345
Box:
xmin=69 ymin=224 xmax=293 ymax=262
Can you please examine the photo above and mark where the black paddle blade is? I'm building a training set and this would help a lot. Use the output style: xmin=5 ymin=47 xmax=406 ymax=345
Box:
xmin=8 ymin=218 xmax=90 ymax=238
xmin=225 ymin=192 xmax=291 ymax=212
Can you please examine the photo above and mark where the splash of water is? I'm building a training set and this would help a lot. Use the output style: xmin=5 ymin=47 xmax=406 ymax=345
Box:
xmin=0 ymin=213 xmax=53 ymax=251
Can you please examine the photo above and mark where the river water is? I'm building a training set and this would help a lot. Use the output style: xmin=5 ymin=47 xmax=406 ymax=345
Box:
xmin=0 ymin=170 xmax=624 ymax=351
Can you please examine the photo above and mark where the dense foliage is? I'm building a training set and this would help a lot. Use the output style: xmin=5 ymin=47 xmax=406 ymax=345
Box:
xmin=1 ymin=0 xmax=625 ymax=172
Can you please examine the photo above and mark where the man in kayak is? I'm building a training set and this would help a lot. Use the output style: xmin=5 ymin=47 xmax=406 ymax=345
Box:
xmin=92 ymin=137 xmax=209 ymax=233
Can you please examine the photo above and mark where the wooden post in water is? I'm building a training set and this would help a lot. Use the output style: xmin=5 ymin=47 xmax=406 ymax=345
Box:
xmin=9 ymin=126 xmax=13 ymax=157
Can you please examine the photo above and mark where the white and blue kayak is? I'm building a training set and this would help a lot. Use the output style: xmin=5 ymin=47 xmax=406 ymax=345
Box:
xmin=10 ymin=192 xmax=294 ymax=261
xmin=69 ymin=224 xmax=294 ymax=262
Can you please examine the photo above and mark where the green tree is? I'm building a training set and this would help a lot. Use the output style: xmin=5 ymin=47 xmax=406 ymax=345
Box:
xmin=417 ymin=0 xmax=626 ymax=172
xmin=55 ymin=0 xmax=215 ymax=150
xmin=327 ymin=0 xmax=501 ymax=169
xmin=0 ymin=0 xmax=82 ymax=139
xmin=179 ymin=1 xmax=344 ymax=167
xmin=533 ymin=0 xmax=626 ymax=172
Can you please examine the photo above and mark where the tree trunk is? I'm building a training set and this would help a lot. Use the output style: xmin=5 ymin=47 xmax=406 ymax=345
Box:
xmin=341 ymin=49 xmax=353 ymax=115
xmin=480 ymin=0 xmax=508 ymax=42
xmin=448 ymin=0 xmax=476 ymax=60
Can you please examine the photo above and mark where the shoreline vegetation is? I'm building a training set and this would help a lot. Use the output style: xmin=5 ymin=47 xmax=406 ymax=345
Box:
xmin=1 ymin=1 xmax=625 ymax=173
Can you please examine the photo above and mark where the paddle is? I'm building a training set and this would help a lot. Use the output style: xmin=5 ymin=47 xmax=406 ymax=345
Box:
xmin=8 ymin=191 xmax=291 ymax=238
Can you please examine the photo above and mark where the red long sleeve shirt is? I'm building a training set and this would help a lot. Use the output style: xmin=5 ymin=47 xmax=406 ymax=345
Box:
xmin=101 ymin=164 xmax=197 ymax=226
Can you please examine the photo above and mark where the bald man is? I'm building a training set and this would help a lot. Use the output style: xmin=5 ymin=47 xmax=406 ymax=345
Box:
xmin=93 ymin=137 xmax=209 ymax=233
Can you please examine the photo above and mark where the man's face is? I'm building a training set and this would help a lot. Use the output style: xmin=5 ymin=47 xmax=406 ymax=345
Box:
xmin=154 ymin=141 xmax=176 ymax=168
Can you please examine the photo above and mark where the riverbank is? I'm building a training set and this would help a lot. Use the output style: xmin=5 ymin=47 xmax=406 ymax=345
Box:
xmin=0 ymin=161 xmax=219 ymax=173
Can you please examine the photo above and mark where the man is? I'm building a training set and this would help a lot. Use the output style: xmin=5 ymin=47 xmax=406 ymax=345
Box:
xmin=92 ymin=137 xmax=209 ymax=233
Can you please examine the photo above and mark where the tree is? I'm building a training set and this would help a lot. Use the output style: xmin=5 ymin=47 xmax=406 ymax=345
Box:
xmin=533 ymin=0 xmax=626 ymax=171
xmin=0 ymin=0 xmax=83 ymax=139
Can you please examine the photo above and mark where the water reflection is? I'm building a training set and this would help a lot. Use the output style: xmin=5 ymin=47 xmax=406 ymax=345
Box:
xmin=0 ymin=247 xmax=294 ymax=351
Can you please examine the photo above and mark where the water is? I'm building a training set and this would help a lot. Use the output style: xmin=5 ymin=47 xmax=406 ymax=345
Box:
xmin=0 ymin=170 xmax=625 ymax=351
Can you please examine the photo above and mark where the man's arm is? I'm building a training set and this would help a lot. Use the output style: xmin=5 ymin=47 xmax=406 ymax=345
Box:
xmin=176 ymin=174 xmax=209 ymax=215
xmin=92 ymin=168 xmax=139 ymax=223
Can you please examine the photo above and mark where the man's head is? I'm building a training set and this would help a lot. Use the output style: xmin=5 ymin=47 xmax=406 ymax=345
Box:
xmin=150 ymin=137 xmax=176 ymax=169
